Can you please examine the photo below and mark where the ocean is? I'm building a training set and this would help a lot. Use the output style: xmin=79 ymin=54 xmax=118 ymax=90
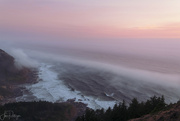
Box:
xmin=15 ymin=47 xmax=180 ymax=110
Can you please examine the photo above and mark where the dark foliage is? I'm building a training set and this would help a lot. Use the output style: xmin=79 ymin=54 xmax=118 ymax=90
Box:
xmin=0 ymin=101 xmax=74 ymax=121
xmin=76 ymin=95 xmax=166 ymax=121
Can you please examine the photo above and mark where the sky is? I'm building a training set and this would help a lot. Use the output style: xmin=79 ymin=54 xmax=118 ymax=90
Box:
xmin=0 ymin=0 xmax=180 ymax=40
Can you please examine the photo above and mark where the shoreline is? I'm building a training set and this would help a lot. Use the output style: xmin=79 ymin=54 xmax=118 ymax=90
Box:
xmin=0 ymin=67 xmax=88 ymax=119
xmin=0 ymin=68 xmax=38 ymax=105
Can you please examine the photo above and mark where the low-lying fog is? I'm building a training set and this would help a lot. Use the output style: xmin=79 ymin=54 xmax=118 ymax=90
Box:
xmin=1 ymin=38 xmax=180 ymax=108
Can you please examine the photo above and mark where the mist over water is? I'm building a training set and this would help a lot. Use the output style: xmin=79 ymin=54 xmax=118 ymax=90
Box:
xmin=1 ymin=38 xmax=180 ymax=109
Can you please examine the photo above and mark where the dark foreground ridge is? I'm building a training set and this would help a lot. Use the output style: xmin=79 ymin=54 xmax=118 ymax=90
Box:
xmin=76 ymin=96 xmax=180 ymax=121
xmin=76 ymin=95 xmax=165 ymax=121
xmin=0 ymin=96 xmax=179 ymax=121
xmin=129 ymin=101 xmax=180 ymax=121
xmin=0 ymin=100 xmax=87 ymax=121
xmin=0 ymin=101 xmax=76 ymax=121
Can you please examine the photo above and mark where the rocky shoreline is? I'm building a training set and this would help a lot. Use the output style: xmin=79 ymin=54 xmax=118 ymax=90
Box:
xmin=0 ymin=68 xmax=38 ymax=105
xmin=0 ymin=67 xmax=88 ymax=120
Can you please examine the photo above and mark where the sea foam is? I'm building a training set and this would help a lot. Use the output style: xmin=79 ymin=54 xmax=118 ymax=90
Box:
xmin=25 ymin=63 xmax=116 ymax=110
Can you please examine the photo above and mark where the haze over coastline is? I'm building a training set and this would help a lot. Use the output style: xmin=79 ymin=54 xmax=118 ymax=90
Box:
xmin=1 ymin=39 xmax=180 ymax=109
xmin=1 ymin=0 xmax=180 ymax=109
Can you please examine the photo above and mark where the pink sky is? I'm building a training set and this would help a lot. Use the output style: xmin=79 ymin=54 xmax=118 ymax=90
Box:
xmin=0 ymin=0 xmax=180 ymax=39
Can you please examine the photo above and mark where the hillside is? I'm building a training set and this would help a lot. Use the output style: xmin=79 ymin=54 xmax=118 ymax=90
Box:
xmin=0 ymin=101 xmax=77 ymax=121
xmin=0 ymin=49 xmax=37 ymax=104
xmin=76 ymin=96 xmax=180 ymax=121
xmin=129 ymin=101 xmax=180 ymax=121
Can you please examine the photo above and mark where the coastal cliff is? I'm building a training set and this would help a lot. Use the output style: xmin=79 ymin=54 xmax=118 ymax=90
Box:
xmin=0 ymin=49 xmax=36 ymax=103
